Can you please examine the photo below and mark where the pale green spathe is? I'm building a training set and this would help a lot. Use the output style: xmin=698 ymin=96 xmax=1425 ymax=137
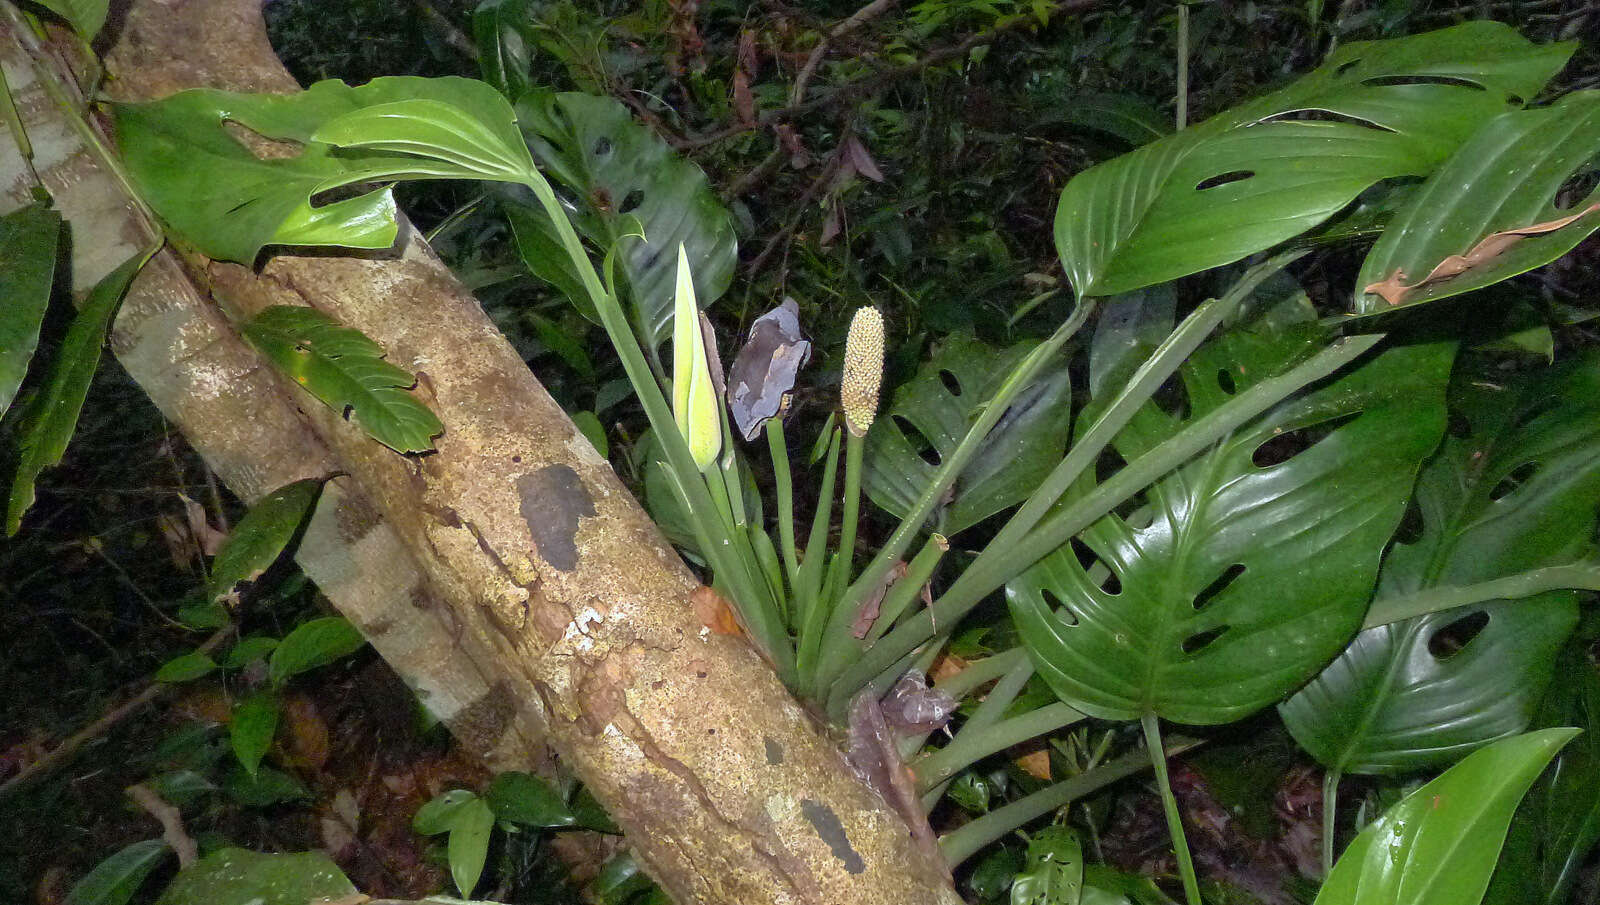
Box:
xmin=671 ymin=244 xmax=721 ymax=471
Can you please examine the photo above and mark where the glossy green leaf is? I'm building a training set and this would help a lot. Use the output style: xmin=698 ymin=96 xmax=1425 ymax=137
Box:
xmin=1011 ymin=331 xmax=1452 ymax=724
xmin=222 ymin=765 xmax=309 ymax=807
xmin=570 ymin=785 xmax=621 ymax=833
xmin=1043 ymin=93 xmax=1171 ymax=148
xmin=241 ymin=306 xmax=443 ymax=454
xmin=508 ymin=90 xmax=736 ymax=362
xmin=414 ymin=788 xmax=481 ymax=834
xmin=594 ymin=851 xmax=658 ymax=905
xmin=220 ymin=635 xmax=280 ymax=669
xmin=865 ymin=334 xmax=1074 ymax=537
xmin=153 ymin=848 xmax=355 ymax=905
xmin=1054 ymin=22 xmax=1573 ymax=298
xmin=31 ymin=0 xmax=108 ymax=38
xmin=208 ymin=478 xmax=322 ymax=604
xmin=65 ymin=840 xmax=168 ymax=905
xmin=1355 ymin=92 xmax=1600 ymax=313
xmin=448 ymin=796 xmax=495 ymax=898
xmin=7 ymin=248 xmax=150 ymax=536
xmin=115 ymin=77 xmax=533 ymax=263
xmin=154 ymin=651 xmax=219 ymax=683
xmin=145 ymin=769 xmax=216 ymax=805
xmin=229 ymin=692 xmax=278 ymax=777
xmin=0 ymin=203 xmax=61 ymax=418
xmin=1011 ymin=826 xmax=1083 ymax=905
xmin=1281 ymin=356 xmax=1599 ymax=774
xmin=1079 ymin=865 xmax=1179 ymax=905
xmin=268 ymin=616 xmax=366 ymax=685
xmin=1484 ymin=648 xmax=1600 ymax=905
xmin=474 ymin=0 xmax=538 ymax=100
xmin=485 ymin=770 xmax=576 ymax=827
xmin=1312 ymin=728 xmax=1579 ymax=905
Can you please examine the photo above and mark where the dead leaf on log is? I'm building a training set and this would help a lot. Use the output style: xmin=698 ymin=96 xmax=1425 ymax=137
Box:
xmin=1015 ymin=749 xmax=1051 ymax=780
xmin=852 ymin=560 xmax=908 ymax=639
xmin=691 ymin=585 xmax=744 ymax=636
xmin=1364 ymin=201 xmax=1600 ymax=306
xmin=732 ymin=29 xmax=759 ymax=127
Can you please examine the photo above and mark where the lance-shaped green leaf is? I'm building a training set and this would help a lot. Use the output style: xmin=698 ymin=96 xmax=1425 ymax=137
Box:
xmin=208 ymin=478 xmax=322 ymax=604
xmin=1485 ymin=647 xmax=1600 ymax=905
xmin=448 ymin=796 xmax=495 ymax=898
xmin=115 ymin=77 xmax=535 ymax=263
xmin=31 ymin=0 xmax=109 ymax=39
xmin=7 ymin=248 xmax=151 ymax=536
xmin=1355 ymin=92 xmax=1600 ymax=313
xmin=1010 ymin=331 xmax=1452 ymax=724
xmin=65 ymin=839 xmax=168 ymax=905
xmin=230 ymin=692 xmax=278 ymax=778
xmin=269 ymin=616 xmax=366 ymax=685
xmin=1313 ymin=728 xmax=1578 ymax=905
xmin=865 ymin=334 xmax=1074 ymax=537
xmin=154 ymin=849 xmax=355 ymax=905
xmin=1280 ymin=355 xmax=1598 ymax=774
xmin=0 ymin=203 xmax=61 ymax=418
xmin=241 ymin=306 xmax=444 ymax=454
xmin=670 ymin=246 xmax=720 ymax=471
xmin=508 ymin=90 xmax=737 ymax=363
xmin=1054 ymin=22 xmax=1573 ymax=299
xmin=474 ymin=0 xmax=538 ymax=100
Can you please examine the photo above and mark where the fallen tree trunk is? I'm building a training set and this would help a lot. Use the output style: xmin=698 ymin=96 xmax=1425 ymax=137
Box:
xmin=2 ymin=2 xmax=960 ymax=902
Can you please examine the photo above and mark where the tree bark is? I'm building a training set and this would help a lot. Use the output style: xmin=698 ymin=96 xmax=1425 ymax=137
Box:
xmin=2 ymin=2 xmax=961 ymax=902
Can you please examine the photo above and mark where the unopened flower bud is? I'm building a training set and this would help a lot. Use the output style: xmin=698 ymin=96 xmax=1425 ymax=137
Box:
xmin=842 ymin=306 xmax=883 ymax=437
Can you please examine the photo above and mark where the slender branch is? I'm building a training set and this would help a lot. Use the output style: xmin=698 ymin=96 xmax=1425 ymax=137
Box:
xmin=127 ymin=783 xmax=197 ymax=867
xmin=1 ymin=627 xmax=229 ymax=798
xmin=1361 ymin=561 xmax=1600 ymax=629
xmin=1175 ymin=1 xmax=1190 ymax=130
xmin=1321 ymin=768 xmax=1341 ymax=877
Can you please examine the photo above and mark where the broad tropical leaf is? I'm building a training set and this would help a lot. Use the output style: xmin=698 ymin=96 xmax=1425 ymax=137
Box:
xmin=31 ymin=0 xmax=109 ymax=39
xmin=1010 ymin=330 xmax=1452 ymax=724
xmin=241 ymin=306 xmax=444 ymax=454
xmin=154 ymin=652 xmax=219 ymax=683
xmin=208 ymin=478 xmax=322 ymax=604
xmin=448 ymin=796 xmax=495 ymax=898
xmin=230 ymin=692 xmax=278 ymax=777
xmin=486 ymin=771 xmax=576 ymax=827
xmin=865 ymin=334 xmax=1074 ymax=537
xmin=1011 ymin=826 xmax=1084 ymax=905
xmin=1313 ymin=728 xmax=1578 ymax=905
xmin=65 ymin=840 xmax=168 ymax=905
xmin=1355 ymin=91 xmax=1600 ymax=313
xmin=474 ymin=0 xmax=538 ymax=100
xmin=507 ymin=90 xmax=737 ymax=363
xmin=1041 ymin=93 xmax=1171 ymax=148
xmin=1281 ymin=356 xmax=1599 ymax=774
xmin=1054 ymin=22 xmax=1573 ymax=298
xmin=0 ymin=203 xmax=61 ymax=418
xmin=116 ymin=77 xmax=535 ymax=263
xmin=268 ymin=616 xmax=366 ymax=685
xmin=1484 ymin=647 xmax=1600 ymax=905
xmin=7 ymin=248 xmax=150 ymax=535
xmin=153 ymin=849 xmax=355 ymax=905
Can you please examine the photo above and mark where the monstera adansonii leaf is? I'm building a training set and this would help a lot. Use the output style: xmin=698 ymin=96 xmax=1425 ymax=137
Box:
xmin=1010 ymin=329 xmax=1453 ymax=725
xmin=1354 ymin=91 xmax=1600 ymax=314
xmin=864 ymin=333 xmax=1074 ymax=538
xmin=505 ymin=90 xmax=737 ymax=365
xmin=1279 ymin=355 xmax=1599 ymax=775
xmin=1053 ymin=21 xmax=1574 ymax=299
xmin=115 ymin=77 xmax=537 ymax=263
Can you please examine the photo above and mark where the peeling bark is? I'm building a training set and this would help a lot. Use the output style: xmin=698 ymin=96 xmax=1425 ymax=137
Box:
xmin=2 ymin=2 xmax=962 ymax=902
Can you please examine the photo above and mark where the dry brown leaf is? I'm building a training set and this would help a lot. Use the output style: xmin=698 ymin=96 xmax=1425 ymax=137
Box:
xmin=1015 ymin=749 xmax=1052 ymax=780
xmin=1365 ymin=201 xmax=1600 ymax=306
xmin=929 ymin=652 xmax=969 ymax=683
xmin=691 ymin=585 xmax=744 ymax=636
xmin=852 ymin=560 xmax=909 ymax=639
xmin=732 ymin=29 xmax=758 ymax=127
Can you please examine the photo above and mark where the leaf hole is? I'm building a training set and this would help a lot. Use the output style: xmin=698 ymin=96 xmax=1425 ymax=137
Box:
xmin=1193 ymin=564 xmax=1245 ymax=611
xmin=619 ymin=189 xmax=645 ymax=214
xmin=938 ymin=369 xmax=963 ymax=397
xmin=1554 ymin=165 xmax=1599 ymax=211
xmin=1360 ymin=75 xmax=1486 ymax=92
xmin=1427 ymin=610 xmax=1489 ymax=660
xmin=1095 ymin=447 xmax=1125 ymax=484
xmin=593 ymin=137 xmax=613 ymax=156
xmin=1256 ymin=109 xmax=1393 ymax=132
xmin=1041 ymin=588 xmax=1079 ymax=626
xmin=1195 ymin=170 xmax=1256 ymax=191
xmin=1489 ymin=462 xmax=1538 ymax=501
xmin=1334 ymin=59 xmax=1360 ymax=77
xmin=1392 ymin=497 xmax=1424 ymax=546
xmin=1506 ymin=94 xmax=1525 ymax=106
xmin=1216 ymin=368 xmax=1237 ymax=395
xmin=1445 ymin=407 xmax=1472 ymax=439
xmin=1181 ymin=625 xmax=1228 ymax=655
xmin=1251 ymin=412 xmax=1360 ymax=468
xmin=1068 ymin=538 xmax=1121 ymax=595
xmin=1152 ymin=377 xmax=1189 ymax=420
xmin=894 ymin=414 xmax=942 ymax=467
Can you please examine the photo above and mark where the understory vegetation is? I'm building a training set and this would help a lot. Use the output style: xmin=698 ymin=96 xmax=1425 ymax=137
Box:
xmin=4 ymin=0 xmax=1600 ymax=904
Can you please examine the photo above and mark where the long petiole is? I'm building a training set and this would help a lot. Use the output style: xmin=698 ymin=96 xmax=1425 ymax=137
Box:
xmin=829 ymin=331 xmax=1385 ymax=711
xmin=794 ymin=429 xmax=842 ymax=684
xmin=1143 ymin=713 xmax=1202 ymax=905
xmin=1361 ymin=560 xmax=1600 ymax=628
xmin=1322 ymin=768 xmax=1341 ymax=876
xmin=916 ymin=654 xmax=1036 ymax=810
xmin=826 ymin=431 xmax=866 ymax=617
xmin=767 ymin=419 xmax=801 ymax=594
xmin=915 ymin=703 xmax=1086 ymax=793
xmin=813 ymin=534 xmax=945 ymax=689
xmin=939 ymin=734 xmax=1204 ymax=867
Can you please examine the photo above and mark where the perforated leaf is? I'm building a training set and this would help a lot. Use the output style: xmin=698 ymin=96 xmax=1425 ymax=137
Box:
xmin=1280 ymin=355 xmax=1599 ymax=774
xmin=116 ymin=77 xmax=534 ymax=263
xmin=241 ymin=306 xmax=443 ymax=454
xmin=1355 ymin=91 xmax=1600 ymax=312
xmin=865 ymin=334 xmax=1073 ymax=537
xmin=1054 ymin=22 xmax=1573 ymax=298
xmin=1011 ymin=331 xmax=1452 ymax=724
xmin=153 ymin=849 xmax=354 ymax=905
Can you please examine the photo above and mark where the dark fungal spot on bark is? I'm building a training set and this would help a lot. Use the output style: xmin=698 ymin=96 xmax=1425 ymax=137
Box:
xmin=764 ymin=737 xmax=784 ymax=765
xmin=335 ymin=493 xmax=382 ymax=543
xmin=800 ymin=799 xmax=864 ymax=874
xmin=447 ymin=679 xmax=520 ymax=749
xmin=517 ymin=465 xmax=595 ymax=572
